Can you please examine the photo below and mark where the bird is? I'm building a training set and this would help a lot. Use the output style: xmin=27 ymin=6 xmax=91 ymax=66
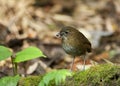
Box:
xmin=56 ymin=26 xmax=92 ymax=71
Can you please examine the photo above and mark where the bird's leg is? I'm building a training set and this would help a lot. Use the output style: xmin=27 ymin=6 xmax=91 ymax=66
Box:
xmin=70 ymin=56 xmax=75 ymax=71
xmin=83 ymin=55 xmax=86 ymax=71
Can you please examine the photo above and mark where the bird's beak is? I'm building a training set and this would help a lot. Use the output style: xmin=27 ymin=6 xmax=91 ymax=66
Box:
xmin=56 ymin=32 xmax=61 ymax=38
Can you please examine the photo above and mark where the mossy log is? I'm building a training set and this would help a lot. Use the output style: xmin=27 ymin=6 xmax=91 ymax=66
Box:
xmin=19 ymin=64 xmax=120 ymax=86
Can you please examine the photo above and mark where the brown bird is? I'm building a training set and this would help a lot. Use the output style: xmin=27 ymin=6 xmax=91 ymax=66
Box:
xmin=56 ymin=26 xmax=91 ymax=71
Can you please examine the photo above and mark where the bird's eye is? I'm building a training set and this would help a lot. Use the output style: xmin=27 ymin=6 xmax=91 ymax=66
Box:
xmin=65 ymin=31 xmax=68 ymax=34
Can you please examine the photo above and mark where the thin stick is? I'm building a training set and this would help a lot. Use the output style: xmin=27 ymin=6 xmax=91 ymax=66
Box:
xmin=70 ymin=56 xmax=75 ymax=71
xmin=83 ymin=55 xmax=86 ymax=71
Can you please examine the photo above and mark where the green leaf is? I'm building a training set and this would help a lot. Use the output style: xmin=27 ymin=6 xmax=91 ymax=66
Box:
xmin=0 ymin=75 xmax=20 ymax=86
xmin=39 ymin=70 xmax=57 ymax=86
xmin=43 ymin=70 xmax=56 ymax=85
xmin=55 ymin=69 xmax=72 ymax=85
xmin=39 ymin=80 xmax=45 ymax=86
xmin=0 ymin=46 xmax=12 ymax=61
xmin=14 ymin=46 xmax=46 ymax=63
xmin=39 ymin=69 xmax=72 ymax=86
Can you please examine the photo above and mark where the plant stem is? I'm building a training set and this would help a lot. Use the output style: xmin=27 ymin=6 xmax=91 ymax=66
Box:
xmin=14 ymin=62 xmax=18 ymax=75
xmin=11 ymin=55 xmax=17 ymax=75
xmin=11 ymin=56 xmax=15 ymax=75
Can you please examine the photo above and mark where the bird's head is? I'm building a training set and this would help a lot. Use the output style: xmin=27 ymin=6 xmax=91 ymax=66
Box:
xmin=56 ymin=26 xmax=78 ymax=40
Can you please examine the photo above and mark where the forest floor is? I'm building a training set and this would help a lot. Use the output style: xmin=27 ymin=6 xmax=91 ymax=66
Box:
xmin=0 ymin=0 xmax=120 ymax=77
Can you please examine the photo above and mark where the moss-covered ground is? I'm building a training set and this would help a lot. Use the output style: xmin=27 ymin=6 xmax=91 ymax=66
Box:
xmin=19 ymin=64 xmax=120 ymax=86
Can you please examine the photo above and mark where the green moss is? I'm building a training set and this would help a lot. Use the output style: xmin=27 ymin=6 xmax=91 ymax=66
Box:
xmin=18 ymin=76 xmax=43 ymax=86
xmin=18 ymin=64 xmax=120 ymax=86
xmin=70 ymin=64 xmax=120 ymax=86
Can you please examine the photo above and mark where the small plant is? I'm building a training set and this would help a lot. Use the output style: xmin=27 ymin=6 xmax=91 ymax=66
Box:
xmin=0 ymin=46 xmax=73 ymax=86
xmin=0 ymin=75 xmax=20 ymax=86
xmin=0 ymin=45 xmax=46 ymax=86
xmin=39 ymin=69 xmax=72 ymax=86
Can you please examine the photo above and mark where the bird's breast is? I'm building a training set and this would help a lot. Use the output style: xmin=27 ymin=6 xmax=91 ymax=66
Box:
xmin=62 ymin=42 xmax=73 ymax=54
xmin=62 ymin=38 xmax=86 ymax=56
